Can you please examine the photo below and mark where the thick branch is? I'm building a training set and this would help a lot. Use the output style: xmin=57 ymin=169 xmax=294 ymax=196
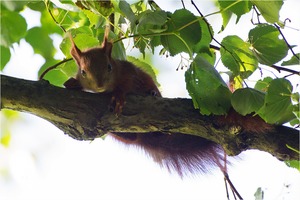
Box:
xmin=1 ymin=75 xmax=299 ymax=160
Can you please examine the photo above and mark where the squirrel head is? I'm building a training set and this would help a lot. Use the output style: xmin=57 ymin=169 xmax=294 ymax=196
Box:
xmin=69 ymin=32 xmax=115 ymax=93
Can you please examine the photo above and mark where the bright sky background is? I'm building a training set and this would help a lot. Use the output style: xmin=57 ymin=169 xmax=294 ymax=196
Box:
xmin=1 ymin=1 xmax=300 ymax=200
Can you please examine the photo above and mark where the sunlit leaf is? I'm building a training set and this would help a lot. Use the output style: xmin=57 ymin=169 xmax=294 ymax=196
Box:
xmin=83 ymin=9 xmax=105 ymax=29
xmin=60 ymin=60 xmax=78 ymax=78
xmin=1 ymin=1 xmax=27 ymax=12
xmin=0 ymin=131 xmax=11 ymax=148
xmin=60 ymin=32 xmax=99 ymax=57
xmin=218 ymin=8 xmax=231 ymax=32
xmin=1 ymin=46 xmax=11 ymax=70
xmin=25 ymin=27 xmax=55 ymax=59
xmin=254 ymin=77 xmax=273 ymax=92
xmin=40 ymin=9 xmax=64 ymax=35
xmin=0 ymin=10 xmax=27 ymax=47
xmin=185 ymin=56 xmax=231 ymax=115
xmin=249 ymin=24 xmax=288 ymax=65
xmin=221 ymin=35 xmax=258 ymax=76
xmin=251 ymin=0 xmax=283 ymax=24
xmin=42 ymin=68 xmax=69 ymax=87
xmin=78 ymin=0 xmax=113 ymax=16
xmin=285 ymin=158 xmax=300 ymax=172
xmin=218 ymin=0 xmax=252 ymax=24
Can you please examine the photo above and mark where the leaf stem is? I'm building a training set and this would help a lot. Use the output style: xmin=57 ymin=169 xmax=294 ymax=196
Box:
xmin=39 ymin=58 xmax=73 ymax=80
xmin=274 ymin=23 xmax=300 ymax=60
xmin=45 ymin=1 xmax=67 ymax=33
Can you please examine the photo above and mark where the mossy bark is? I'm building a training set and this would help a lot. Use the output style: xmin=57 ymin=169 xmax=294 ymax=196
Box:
xmin=1 ymin=75 xmax=299 ymax=160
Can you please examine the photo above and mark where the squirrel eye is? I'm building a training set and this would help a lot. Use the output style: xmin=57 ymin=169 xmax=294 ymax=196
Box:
xmin=81 ymin=70 xmax=87 ymax=78
xmin=108 ymin=63 xmax=112 ymax=72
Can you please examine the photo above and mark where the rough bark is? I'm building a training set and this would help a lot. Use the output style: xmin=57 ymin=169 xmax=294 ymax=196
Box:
xmin=1 ymin=75 xmax=299 ymax=161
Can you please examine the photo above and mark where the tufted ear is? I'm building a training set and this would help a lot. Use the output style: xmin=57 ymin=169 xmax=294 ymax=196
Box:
xmin=69 ymin=33 xmax=82 ymax=67
xmin=101 ymin=25 xmax=113 ymax=57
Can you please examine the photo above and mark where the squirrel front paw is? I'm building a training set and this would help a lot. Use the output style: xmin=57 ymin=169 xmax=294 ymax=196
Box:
xmin=109 ymin=93 xmax=125 ymax=115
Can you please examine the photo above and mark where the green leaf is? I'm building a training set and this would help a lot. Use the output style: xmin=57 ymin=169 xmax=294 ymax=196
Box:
xmin=221 ymin=35 xmax=258 ymax=76
xmin=196 ymin=50 xmax=216 ymax=66
xmin=27 ymin=1 xmax=46 ymax=12
xmin=0 ymin=131 xmax=11 ymax=148
xmin=249 ymin=24 xmax=288 ymax=65
xmin=40 ymin=7 xmax=63 ymax=34
xmin=127 ymin=56 xmax=160 ymax=87
xmin=0 ymin=10 xmax=27 ymax=47
xmin=254 ymin=77 xmax=273 ymax=92
xmin=251 ymin=0 xmax=283 ymax=24
xmin=194 ymin=19 xmax=213 ymax=54
xmin=46 ymin=3 xmax=88 ymax=31
xmin=136 ymin=10 xmax=167 ymax=34
xmin=1 ymin=46 xmax=11 ymax=70
xmin=258 ymin=78 xmax=294 ymax=124
xmin=1 ymin=109 xmax=20 ymax=147
xmin=231 ymin=88 xmax=265 ymax=116
xmin=185 ymin=56 xmax=231 ymax=115
xmin=39 ymin=59 xmax=69 ymax=87
xmin=83 ymin=9 xmax=105 ymax=29
xmin=161 ymin=9 xmax=201 ymax=57
xmin=285 ymin=160 xmax=300 ymax=172
xmin=25 ymin=27 xmax=55 ymax=59
xmin=219 ymin=8 xmax=231 ymax=32
xmin=218 ymin=0 xmax=252 ymax=24
xmin=291 ymin=92 xmax=299 ymax=103
xmin=79 ymin=1 xmax=113 ymax=16
xmin=1 ymin=1 xmax=27 ymax=12
xmin=118 ymin=1 xmax=136 ymax=25
xmin=254 ymin=187 xmax=264 ymax=200
xmin=60 ymin=32 xmax=99 ymax=57
xmin=281 ymin=53 xmax=300 ymax=66
xmin=45 ymin=69 xmax=69 ymax=87
xmin=290 ymin=104 xmax=299 ymax=126
xmin=60 ymin=60 xmax=78 ymax=78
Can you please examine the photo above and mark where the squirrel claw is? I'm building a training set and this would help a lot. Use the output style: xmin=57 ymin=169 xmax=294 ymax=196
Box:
xmin=110 ymin=95 xmax=124 ymax=115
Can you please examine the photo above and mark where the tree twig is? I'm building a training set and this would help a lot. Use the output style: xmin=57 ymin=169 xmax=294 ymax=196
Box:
xmin=274 ymin=23 xmax=300 ymax=60
xmin=45 ymin=1 xmax=67 ymax=33
xmin=210 ymin=45 xmax=300 ymax=75
xmin=39 ymin=58 xmax=73 ymax=80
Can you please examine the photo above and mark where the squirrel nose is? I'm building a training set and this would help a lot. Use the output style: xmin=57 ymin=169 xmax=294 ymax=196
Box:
xmin=96 ymin=83 xmax=105 ymax=92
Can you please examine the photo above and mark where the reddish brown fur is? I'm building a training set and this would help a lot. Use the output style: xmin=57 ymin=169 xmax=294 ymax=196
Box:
xmin=67 ymin=34 xmax=161 ymax=113
xmin=110 ymin=132 xmax=224 ymax=177
xmin=65 ymin=31 xmax=273 ymax=177
xmin=216 ymin=109 xmax=274 ymax=133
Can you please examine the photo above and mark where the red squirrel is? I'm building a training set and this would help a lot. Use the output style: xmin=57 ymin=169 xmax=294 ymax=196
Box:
xmin=64 ymin=32 xmax=161 ymax=113
xmin=63 ymin=30 xmax=272 ymax=179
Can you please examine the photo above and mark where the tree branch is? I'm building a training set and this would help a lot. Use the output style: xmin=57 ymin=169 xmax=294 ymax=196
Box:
xmin=1 ymin=75 xmax=298 ymax=161
xmin=210 ymin=44 xmax=300 ymax=75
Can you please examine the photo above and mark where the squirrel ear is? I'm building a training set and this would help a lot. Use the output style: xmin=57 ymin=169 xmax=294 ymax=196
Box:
xmin=69 ymin=33 xmax=82 ymax=66
xmin=101 ymin=25 xmax=113 ymax=57
xmin=102 ymin=38 xmax=113 ymax=57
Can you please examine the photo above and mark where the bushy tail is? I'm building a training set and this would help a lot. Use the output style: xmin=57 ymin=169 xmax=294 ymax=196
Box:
xmin=110 ymin=132 xmax=225 ymax=177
